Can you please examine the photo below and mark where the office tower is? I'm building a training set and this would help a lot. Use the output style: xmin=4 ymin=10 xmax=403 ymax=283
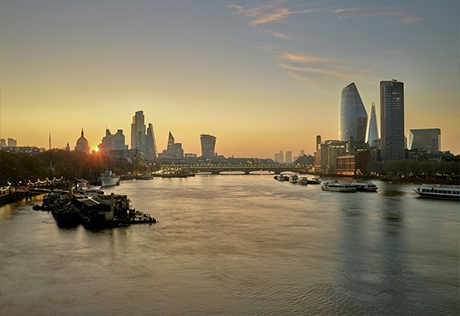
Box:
xmin=285 ymin=151 xmax=292 ymax=163
xmin=200 ymin=134 xmax=216 ymax=158
xmin=340 ymin=83 xmax=368 ymax=143
xmin=130 ymin=111 xmax=157 ymax=160
xmin=409 ymin=129 xmax=441 ymax=153
xmin=367 ymin=103 xmax=379 ymax=147
xmin=380 ymin=80 xmax=405 ymax=160
xmin=145 ymin=124 xmax=157 ymax=160
xmin=159 ymin=131 xmax=184 ymax=159
xmin=75 ymin=129 xmax=89 ymax=153
xmin=316 ymin=136 xmax=321 ymax=152
xmin=131 ymin=111 xmax=146 ymax=153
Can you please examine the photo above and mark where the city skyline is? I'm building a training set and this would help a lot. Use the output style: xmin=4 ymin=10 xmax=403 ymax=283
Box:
xmin=1 ymin=0 xmax=459 ymax=156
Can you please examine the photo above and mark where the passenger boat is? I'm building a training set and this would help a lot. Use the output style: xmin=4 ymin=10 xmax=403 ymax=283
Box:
xmin=414 ymin=184 xmax=460 ymax=200
xmin=351 ymin=182 xmax=378 ymax=192
xmin=321 ymin=180 xmax=357 ymax=192
xmin=99 ymin=170 xmax=120 ymax=187
xmin=298 ymin=177 xmax=309 ymax=185
xmin=289 ymin=175 xmax=298 ymax=184
xmin=307 ymin=177 xmax=321 ymax=185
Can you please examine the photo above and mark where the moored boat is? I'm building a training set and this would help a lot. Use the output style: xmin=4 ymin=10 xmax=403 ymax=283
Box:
xmin=307 ymin=177 xmax=321 ymax=185
xmin=274 ymin=175 xmax=289 ymax=181
xmin=321 ymin=180 xmax=357 ymax=192
xmin=298 ymin=177 xmax=309 ymax=185
xmin=99 ymin=170 xmax=120 ymax=187
xmin=289 ymin=175 xmax=298 ymax=184
xmin=415 ymin=184 xmax=460 ymax=200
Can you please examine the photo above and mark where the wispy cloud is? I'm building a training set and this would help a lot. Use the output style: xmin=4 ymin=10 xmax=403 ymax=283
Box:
xmin=228 ymin=3 xmax=423 ymax=25
xmin=280 ymin=53 xmax=333 ymax=64
xmin=271 ymin=32 xmax=290 ymax=40
xmin=227 ymin=3 xmax=315 ymax=25
xmin=278 ymin=52 xmax=362 ymax=81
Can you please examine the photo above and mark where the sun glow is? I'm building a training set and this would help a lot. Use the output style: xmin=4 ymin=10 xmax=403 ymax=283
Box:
xmin=92 ymin=146 xmax=99 ymax=153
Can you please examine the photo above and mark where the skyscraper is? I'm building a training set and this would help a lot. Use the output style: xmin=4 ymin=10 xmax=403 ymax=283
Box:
xmin=409 ymin=129 xmax=441 ymax=153
xmin=130 ymin=111 xmax=157 ymax=160
xmin=366 ymin=103 xmax=379 ymax=147
xmin=380 ymin=80 xmax=405 ymax=160
xmin=131 ymin=111 xmax=146 ymax=153
xmin=339 ymin=83 xmax=368 ymax=143
xmin=285 ymin=151 xmax=292 ymax=163
xmin=145 ymin=124 xmax=157 ymax=159
xmin=200 ymin=134 xmax=216 ymax=158
xmin=159 ymin=131 xmax=184 ymax=159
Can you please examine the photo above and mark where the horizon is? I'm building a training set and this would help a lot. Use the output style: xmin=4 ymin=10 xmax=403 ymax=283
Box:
xmin=1 ymin=0 xmax=459 ymax=156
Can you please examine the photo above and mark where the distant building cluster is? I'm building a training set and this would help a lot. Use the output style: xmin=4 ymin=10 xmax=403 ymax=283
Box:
xmin=0 ymin=137 xmax=40 ymax=154
xmin=158 ymin=132 xmax=184 ymax=159
xmin=314 ymin=80 xmax=446 ymax=176
xmin=63 ymin=110 xmax=219 ymax=163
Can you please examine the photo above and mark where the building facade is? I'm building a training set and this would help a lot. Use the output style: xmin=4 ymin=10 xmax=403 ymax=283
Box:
xmin=158 ymin=132 xmax=184 ymax=159
xmin=99 ymin=129 xmax=129 ymax=152
xmin=339 ymin=83 xmax=368 ymax=143
xmin=200 ymin=134 xmax=216 ymax=159
xmin=130 ymin=111 xmax=157 ymax=160
xmin=380 ymin=80 xmax=405 ymax=161
xmin=274 ymin=151 xmax=284 ymax=163
xmin=285 ymin=151 xmax=292 ymax=163
xmin=367 ymin=102 xmax=379 ymax=147
xmin=7 ymin=138 xmax=17 ymax=147
xmin=408 ymin=128 xmax=441 ymax=153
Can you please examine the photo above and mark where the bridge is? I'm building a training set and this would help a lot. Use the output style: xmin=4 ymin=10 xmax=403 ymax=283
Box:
xmin=163 ymin=165 xmax=313 ymax=175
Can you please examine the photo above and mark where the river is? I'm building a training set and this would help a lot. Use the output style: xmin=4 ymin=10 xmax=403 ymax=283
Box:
xmin=0 ymin=175 xmax=459 ymax=315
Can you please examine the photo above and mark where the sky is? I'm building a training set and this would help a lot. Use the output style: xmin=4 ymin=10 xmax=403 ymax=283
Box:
xmin=0 ymin=0 xmax=459 ymax=157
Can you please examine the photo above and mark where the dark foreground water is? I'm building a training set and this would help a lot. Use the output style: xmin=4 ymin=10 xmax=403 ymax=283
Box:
xmin=0 ymin=176 xmax=459 ymax=315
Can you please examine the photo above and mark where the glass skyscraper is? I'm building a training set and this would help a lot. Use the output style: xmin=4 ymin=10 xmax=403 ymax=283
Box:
xmin=380 ymin=80 xmax=405 ymax=161
xmin=339 ymin=83 xmax=368 ymax=143
xmin=200 ymin=134 xmax=216 ymax=158
xmin=366 ymin=102 xmax=379 ymax=147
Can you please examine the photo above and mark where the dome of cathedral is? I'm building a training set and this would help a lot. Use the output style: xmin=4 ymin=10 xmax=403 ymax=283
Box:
xmin=75 ymin=129 xmax=89 ymax=153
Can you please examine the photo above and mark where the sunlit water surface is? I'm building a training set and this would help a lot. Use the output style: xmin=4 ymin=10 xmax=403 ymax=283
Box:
xmin=1 ymin=176 xmax=459 ymax=315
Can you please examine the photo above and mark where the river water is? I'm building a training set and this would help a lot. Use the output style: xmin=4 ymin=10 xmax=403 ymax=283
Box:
xmin=0 ymin=175 xmax=459 ymax=315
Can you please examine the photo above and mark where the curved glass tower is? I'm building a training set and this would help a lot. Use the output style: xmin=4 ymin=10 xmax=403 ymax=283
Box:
xmin=339 ymin=83 xmax=368 ymax=143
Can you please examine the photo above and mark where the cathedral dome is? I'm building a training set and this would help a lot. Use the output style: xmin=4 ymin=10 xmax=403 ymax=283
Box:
xmin=75 ymin=129 xmax=89 ymax=153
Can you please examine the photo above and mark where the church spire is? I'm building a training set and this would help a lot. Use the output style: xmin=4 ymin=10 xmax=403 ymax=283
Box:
xmin=81 ymin=128 xmax=84 ymax=137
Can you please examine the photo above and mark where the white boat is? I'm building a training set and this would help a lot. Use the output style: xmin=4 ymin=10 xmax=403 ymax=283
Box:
xmin=321 ymin=180 xmax=357 ymax=192
xmin=99 ymin=170 xmax=120 ymax=187
xmin=351 ymin=182 xmax=378 ymax=192
xmin=415 ymin=184 xmax=460 ymax=200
